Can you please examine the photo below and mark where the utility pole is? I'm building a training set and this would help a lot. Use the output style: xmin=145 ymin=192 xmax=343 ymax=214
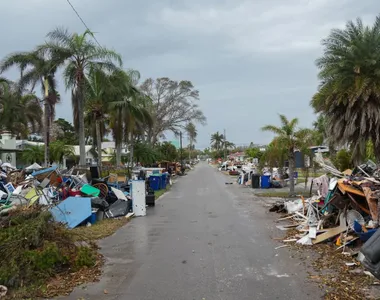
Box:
xmin=224 ymin=128 xmax=227 ymax=161
xmin=180 ymin=131 xmax=184 ymax=173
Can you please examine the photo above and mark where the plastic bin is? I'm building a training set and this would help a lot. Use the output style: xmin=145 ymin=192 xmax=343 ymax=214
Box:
xmin=251 ymin=175 xmax=260 ymax=189
xmin=149 ymin=175 xmax=161 ymax=191
xmin=260 ymin=175 xmax=271 ymax=189
xmin=161 ymin=173 xmax=168 ymax=189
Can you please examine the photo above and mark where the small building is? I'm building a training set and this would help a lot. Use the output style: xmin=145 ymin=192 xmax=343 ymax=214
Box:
xmin=0 ymin=132 xmax=18 ymax=167
xmin=228 ymin=152 xmax=246 ymax=162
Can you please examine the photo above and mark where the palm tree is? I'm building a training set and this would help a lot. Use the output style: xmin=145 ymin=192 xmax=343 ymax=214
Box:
xmin=0 ymin=82 xmax=42 ymax=138
xmin=210 ymin=131 xmax=224 ymax=151
xmin=109 ymin=69 xmax=152 ymax=166
xmin=49 ymin=140 xmax=75 ymax=165
xmin=185 ymin=122 xmax=197 ymax=160
xmin=22 ymin=144 xmax=44 ymax=164
xmin=262 ymin=114 xmax=312 ymax=195
xmin=84 ymin=66 xmax=111 ymax=170
xmin=223 ymin=140 xmax=235 ymax=150
xmin=311 ymin=15 xmax=380 ymax=160
xmin=0 ymin=50 xmax=62 ymax=166
xmin=39 ymin=27 xmax=122 ymax=166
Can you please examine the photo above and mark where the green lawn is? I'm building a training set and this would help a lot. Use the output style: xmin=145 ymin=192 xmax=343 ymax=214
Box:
xmin=255 ymin=191 xmax=311 ymax=198
xmin=155 ymin=187 xmax=170 ymax=199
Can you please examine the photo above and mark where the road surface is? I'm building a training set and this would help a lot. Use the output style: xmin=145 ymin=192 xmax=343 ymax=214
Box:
xmin=63 ymin=163 xmax=321 ymax=300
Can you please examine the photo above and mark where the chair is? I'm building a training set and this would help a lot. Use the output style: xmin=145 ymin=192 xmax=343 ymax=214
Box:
xmin=92 ymin=183 xmax=109 ymax=198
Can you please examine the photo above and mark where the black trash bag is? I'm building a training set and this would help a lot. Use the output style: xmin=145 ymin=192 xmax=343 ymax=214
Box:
xmin=106 ymin=192 xmax=118 ymax=205
xmin=105 ymin=199 xmax=129 ymax=218
xmin=91 ymin=197 xmax=109 ymax=210
xmin=361 ymin=228 xmax=380 ymax=264
xmin=363 ymin=258 xmax=380 ymax=279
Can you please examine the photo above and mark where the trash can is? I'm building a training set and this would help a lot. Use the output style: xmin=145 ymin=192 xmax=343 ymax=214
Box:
xmin=260 ymin=175 xmax=271 ymax=189
xmin=161 ymin=173 xmax=167 ymax=189
xmin=149 ymin=175 xmax=161 ymax=191
xmin=251 ymin=175 xmax=260 ymax=189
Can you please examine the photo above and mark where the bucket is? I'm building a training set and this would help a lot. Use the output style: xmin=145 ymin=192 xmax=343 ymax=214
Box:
xmin=96 ymin=210 xmax=104 ymax=221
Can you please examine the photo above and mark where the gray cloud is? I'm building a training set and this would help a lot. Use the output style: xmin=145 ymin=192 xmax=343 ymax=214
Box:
xmin=0 ymin=0 xmax=378 ymax=148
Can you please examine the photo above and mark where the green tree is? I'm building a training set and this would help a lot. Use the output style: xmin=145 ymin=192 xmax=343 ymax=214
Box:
xmin=262 ymin=115 xmax=312 ymax=195
xmin=0 ymin=83 xmax=42 ymax=138
xmin=49 ymin=140 xmax=75 ymax=164
xmin=157 ymin=142 xmax=178 ymax=162
xmin=109 ymin=69 xmax=152 ymax=166
xmin=0 ymin=51 xmax=62 ymax=166
xmin=311 ymin=115 xmax=326 ymax=146
xmin=260 ymin=138 xmax=287 ymax=170
xmin=311 ymin=15 xmax=380 ymax=160
xmin=53 ymin=118 xmax=77 ymax=144
xmin=185 ymin=122 xmax=197 ymax=160
xmin=210 ymin=131 xmax=224 ymax=151
xmin=333 ymin=149 xmax=353 ymax=171
xmin=139 ymin=77 xmax=206 ymax=144
xmin=84 ymin=66 xmax=111 ymax=170
xmin=246 ymin=147 xmax=264 ymax=162
xmin=22 ymin=145 xmax=44 ymax=164
xmin=40 ymin=28 xmax=122 ymax=166
xmin=134 ymin=142 xmax=159 ymax=165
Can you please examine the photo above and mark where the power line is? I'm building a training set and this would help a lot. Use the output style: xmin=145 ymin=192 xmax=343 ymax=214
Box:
xmin=65 ymin=0 xmax=102 ymax=48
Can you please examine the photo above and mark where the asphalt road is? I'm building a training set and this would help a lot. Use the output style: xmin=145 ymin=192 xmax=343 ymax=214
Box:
xmin=62 ymin=163 xmax=322 ymax=300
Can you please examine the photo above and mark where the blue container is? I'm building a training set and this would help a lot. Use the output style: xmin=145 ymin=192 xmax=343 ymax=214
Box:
xmin=87 ymin=212 xmax=97 ymax=224
xmin=260 ymin=175 xmax=271 ymax=189
xmin=161 ymin=173 xmax=167 ymax=189
xmin=149 ymin=175 xmax=161 ymax=191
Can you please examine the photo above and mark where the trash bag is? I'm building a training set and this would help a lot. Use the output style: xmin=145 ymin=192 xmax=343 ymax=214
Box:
xmin=361 ymin=227 xmax=380 ymax=264
xmin=91 ymin=197 xmax=110 ymax=210
xmin=105 ymin=199 xmax=129 ymax=218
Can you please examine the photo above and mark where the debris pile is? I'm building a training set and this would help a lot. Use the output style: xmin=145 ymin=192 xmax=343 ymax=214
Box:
xmin=270 ymin=157 xmax=380 ymax=280
xmin=0 ymin=164 xmax=153 ymax=228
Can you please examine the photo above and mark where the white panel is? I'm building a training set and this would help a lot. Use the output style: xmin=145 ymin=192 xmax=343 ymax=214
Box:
xmin=131 ymin=180 xmax=146 ymax=216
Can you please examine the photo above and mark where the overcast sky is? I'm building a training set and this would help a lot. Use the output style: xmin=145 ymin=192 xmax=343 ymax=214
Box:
xmin=0 ymin=0 xmax=378 ymax=148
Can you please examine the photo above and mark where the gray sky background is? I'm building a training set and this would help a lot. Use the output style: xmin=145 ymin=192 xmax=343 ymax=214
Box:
xmin=0 ymin=0 xmax=378 ymax=148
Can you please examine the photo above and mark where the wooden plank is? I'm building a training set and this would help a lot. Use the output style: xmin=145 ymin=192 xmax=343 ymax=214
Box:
xmin=338 ymin=182 xmax=365 ymax=197
xmin=346 ymin=193 xmax=370 ymax=215
xmin=312 ymin=226 xmax=347 ymax=244
xmin=277 ymin=215 xmax=294 ymax=221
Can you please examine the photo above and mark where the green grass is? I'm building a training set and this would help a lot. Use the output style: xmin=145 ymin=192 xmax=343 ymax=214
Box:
xmin=255 ymin=191 xmax=311 ymax=198
xmin=155 ymin=186 xmax=170 ymax=199
xmin=71 ymin=218 xmax=131 ymax=241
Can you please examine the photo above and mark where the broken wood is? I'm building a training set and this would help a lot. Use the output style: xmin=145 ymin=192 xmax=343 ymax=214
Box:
xmin=275 ymin=245 xmax=289 ymax=250
xmin=312 ymin=213 xmax=347 ymax=244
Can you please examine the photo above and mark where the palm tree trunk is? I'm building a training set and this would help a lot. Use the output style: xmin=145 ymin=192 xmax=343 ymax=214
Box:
xmin=43 ymin=78 xmax=50 ymax=167
xmin=129 ymin=132 xmax=134 ymax=167
xmin=116 ymin=142 xmax=122 ymax=166
xmin=288 ymin=149 xmax=295 ymax=195
xmin=95 ymin=119 xmax=102 ymax=172
xmin=77 ymin=84 xmax=86 ymax=166
xmin=189 ymin=140 xmax=192 ymax=161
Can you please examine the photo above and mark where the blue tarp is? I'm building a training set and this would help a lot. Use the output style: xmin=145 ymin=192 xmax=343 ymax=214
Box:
xmin=32 ymin=166 xmax=58 ymax=176
xmin=50 ymin=197 xmax=92 ymax=229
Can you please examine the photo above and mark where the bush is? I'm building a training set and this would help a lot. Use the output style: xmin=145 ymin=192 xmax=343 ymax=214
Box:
xmin=0 ymin=207 xmax=97 ymax=289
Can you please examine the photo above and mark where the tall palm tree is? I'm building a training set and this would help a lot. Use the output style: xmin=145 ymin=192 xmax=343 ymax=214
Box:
xmin=311 ymin=15 xmax=380 ymax=160
xmin=210 ymin=131 xmax=224 ymax=151
xmin=0 ymin=50 xmax=61 ymax=166
xmin=262 ymin=114 xmax=312 ymax=195
xmin=185 ymin=122 xmax=197 ymax=160
xmin=39 ymin=28 xmax=122 ymax=166
xmin=84 ymin=66 xmax=111 ymax=170
xmin=109 ymin=69 xmax=152 ymax=166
